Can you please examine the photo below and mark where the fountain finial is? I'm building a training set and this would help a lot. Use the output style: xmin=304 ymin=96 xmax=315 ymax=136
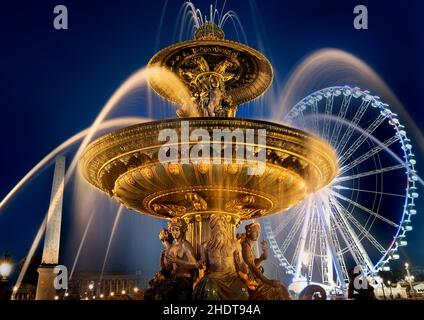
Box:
xmin=148 ymin=22 xmax=273 ymax=118
xmin=194 ymin=22 xmax=225 ymax=40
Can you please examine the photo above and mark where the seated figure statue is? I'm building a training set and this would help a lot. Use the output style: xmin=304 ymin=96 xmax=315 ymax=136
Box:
xmin=151 ymin=218 xmax=199 ymax=300
xmin=239 ymin=222 xmax=290 ymax=300
xmin=193 ymin=214 xmax=252 ymax=300
xmin=144 ymin=228 xmax=173 ymax=300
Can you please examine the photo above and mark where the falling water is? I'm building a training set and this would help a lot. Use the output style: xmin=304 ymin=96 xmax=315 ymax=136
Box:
xmin=272 ymin=49 xmax=424 ymax=155
xmin=11 ymin=215 xmax=47 ymax=300
xmin=9 ymin=117 xmax=149 ymax=293
xmin=175 ymin=1 xmax=247 ymax=42
xmin=0 ymin=117 xmax=149 ymax=211
xmin=8 ymin=65 xmax=190 ymax=291
xmin=69 ymin=209 xmax=95 ymax=281
xmin=65 ymin=67 xmax=149 ymax=181
xmin=99 ymin=206 xmax=124 ymax=283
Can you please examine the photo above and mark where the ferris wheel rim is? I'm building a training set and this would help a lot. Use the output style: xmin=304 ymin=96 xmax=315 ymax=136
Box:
xmin=265 ymin=85 xmax=418 ymax=285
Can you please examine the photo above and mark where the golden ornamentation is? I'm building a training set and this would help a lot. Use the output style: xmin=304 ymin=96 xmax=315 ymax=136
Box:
xmin=147 ymin=24 xmax=273 ymax=118
xmin=185 ymin=192 xmax=208 ymax=211
xmin=79 ymin=22 xmax=339 ymax=252
xmin=80 ymin=118 xmax=338 ymax=220
xmin=168 ymin=163 xmax=180 ymax=175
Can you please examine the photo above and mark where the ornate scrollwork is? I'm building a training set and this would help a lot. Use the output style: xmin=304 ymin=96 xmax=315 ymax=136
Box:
xmin=225 ymin=195 xmax=266 ymax=218
xmin=152 ymin=203 xmax=187 ymax=217
xmin=81 ymin=118 xmax=338 ymax=221
xmin=185 ymin=192 xmax=207 ymax=211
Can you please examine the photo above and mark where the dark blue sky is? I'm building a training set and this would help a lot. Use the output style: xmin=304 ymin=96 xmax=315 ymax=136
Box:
xmin=0 ymin=0 xmax=423 ymax=279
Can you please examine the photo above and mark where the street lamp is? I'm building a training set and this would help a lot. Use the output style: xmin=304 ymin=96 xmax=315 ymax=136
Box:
xmin=404 ymin=262 xmax=415 ymax=297
xmin=0 ymin=252 xmax=13 ymax=300
xmin=0 ymin=253 xmax=12 ymax=280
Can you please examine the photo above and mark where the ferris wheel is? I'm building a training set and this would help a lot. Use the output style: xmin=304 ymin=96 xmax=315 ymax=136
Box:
xmin=264 ymin=86 xmax=418 ymax=292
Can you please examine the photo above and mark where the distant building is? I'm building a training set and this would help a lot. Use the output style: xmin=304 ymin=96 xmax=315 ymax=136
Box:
xmin=13 ymin=284 xmax=36 ymax=300
xmin=67 ymin=271 xmax=146 ymax=300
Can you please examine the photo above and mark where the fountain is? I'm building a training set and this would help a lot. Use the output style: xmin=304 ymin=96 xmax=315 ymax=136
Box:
xmin=78 ymin=22 xmax=338 ymax=297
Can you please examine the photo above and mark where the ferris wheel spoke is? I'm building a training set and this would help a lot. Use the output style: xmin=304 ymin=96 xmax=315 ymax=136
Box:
xmin=297 ymin=109 xmax=308 ymax=129
xmin=267 ymin=86 xmax=416 ymax=286
xmin=332 ymin=185 xmax=406 ymax=198
xmin=339 ymin=113 xmax=386 ymax=166
xmin=280 ymin=209 xmax=306 ymax=255
xmin=311 ymin=99 xmax=320 ymax=135
xmin=308 ymin=207 xmax=321 ymax=280
xmin=263 ymin=221 xmax=295 ymax=273
xmin=328 ymin=205 xmax=361 ymax=267
xmin=294 ymin=200 xmax=313 ymax=279
xmin=322 ymin=94 xmax=334 ymax=141
xmin=330 ymin=196 xmax=387 ymax=254
xmin=333 ymin=164 xmax=405 ymax=184
xmin=318 ymin=212 xmax=331 ymax=284
xmin=273 ymin=209 xmax=299 ymax=237
xmin=335 ymin=99 xmax=371 ymax=155
xmin=329 ymin=94 xmax=352 ymax=147
xmin=330 ymin=190 xmax=399 ymax=228
xmin=318 ymin=196 xmax=335 ymax=285
xmin=329 ymin=219 xmax=350 ymax=283
xmin=327 ymin=197 xmax=375 ymax=272
xmin=339 ymin=135 xmax=400 ymax=175
xmin=315 ymin=195 xmax=348 ymax=287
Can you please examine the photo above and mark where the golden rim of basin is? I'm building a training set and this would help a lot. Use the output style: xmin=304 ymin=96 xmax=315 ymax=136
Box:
xmin=79 ymin=118 xmax=339 ymax=220
xmin=147 ymin=39 xmax=273 ymax=107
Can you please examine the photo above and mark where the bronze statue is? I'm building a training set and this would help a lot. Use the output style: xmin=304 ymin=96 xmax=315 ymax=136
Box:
xmin=193 ymin=214 xmax=252 ymax=300
xmin=144 ymin=228 xmax=174 ymax=300
xmin=148 ymin=218 xmax=199 ymax=300
xmin=239 ymin=222 xmax=290 ymax=300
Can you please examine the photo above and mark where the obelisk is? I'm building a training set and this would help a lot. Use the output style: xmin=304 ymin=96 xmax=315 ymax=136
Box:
xmin=35 ymin=156 xmax=65 ymax=300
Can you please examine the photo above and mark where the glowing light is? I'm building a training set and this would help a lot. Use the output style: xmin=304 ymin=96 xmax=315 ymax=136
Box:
xmin=301 ymin=251 xmax=311 ymax=266
xmin=0 ymin=261 xmax=12 ymax=278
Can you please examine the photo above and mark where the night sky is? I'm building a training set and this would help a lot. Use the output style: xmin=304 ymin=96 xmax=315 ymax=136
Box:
xmin=1 ymin=0 xmax=423 ymax=282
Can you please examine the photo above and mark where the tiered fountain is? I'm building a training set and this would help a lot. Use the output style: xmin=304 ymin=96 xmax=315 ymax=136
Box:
xmin=79 ymin=22 xmax=338 ymax=255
